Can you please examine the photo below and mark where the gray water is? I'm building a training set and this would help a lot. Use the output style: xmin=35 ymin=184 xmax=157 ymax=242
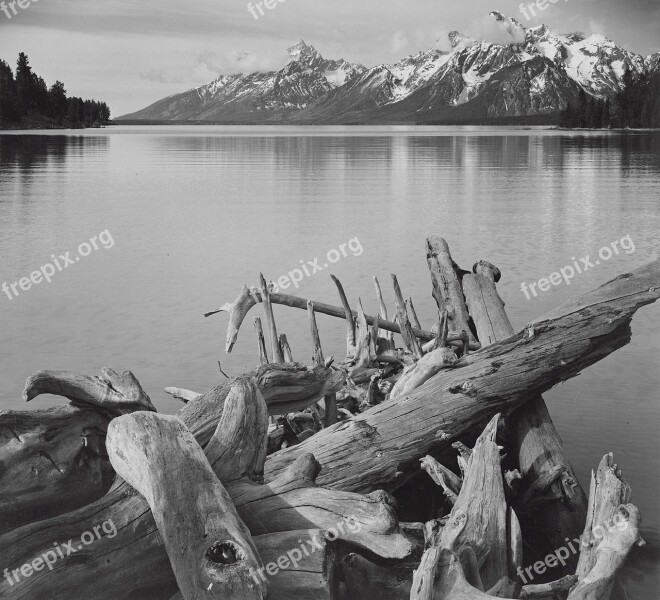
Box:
xmin=1 ymin=125 xmax=659 ymax=596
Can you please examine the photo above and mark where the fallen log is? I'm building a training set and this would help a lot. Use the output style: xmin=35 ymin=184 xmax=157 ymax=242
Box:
xmin=0 ymin=376 xmax=411 ymax=599
xmin=462 ymin=259 xmax=588 ymax=571
xmin=264 ymin=260 xmax=660 ymax=493
xmin=0 ymin=368 xmax=156 ymax=532
xmin=0 ymin=405 xmax=114 ymax=533
xmin=106 ymin=411 xmax=268 ymax=600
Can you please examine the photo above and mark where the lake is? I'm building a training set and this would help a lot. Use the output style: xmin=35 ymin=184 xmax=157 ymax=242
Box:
xmin=1 ymin=125 xmax=659 ymax=596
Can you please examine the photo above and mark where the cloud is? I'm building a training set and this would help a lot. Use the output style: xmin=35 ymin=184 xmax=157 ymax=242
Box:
xmin=390 ymin=31 xmax=410 ymax=55
xmin=588 ymin=19 xmax=607 ymax=35
xmin=193 ymin=48 xmax=292 ymax=78
xmin=139 ymin=69 xmax=186 ymax=84
xmin=469 ymin=13 xmax=527 ymax=46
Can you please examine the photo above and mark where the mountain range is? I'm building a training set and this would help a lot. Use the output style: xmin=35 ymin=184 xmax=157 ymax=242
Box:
xmin=119 ymin=11 xmax=660 ymax=124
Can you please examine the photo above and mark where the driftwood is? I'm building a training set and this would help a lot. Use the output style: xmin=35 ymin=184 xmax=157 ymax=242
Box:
xmin=0 ymin=405 xmax=113 ymax=533
xmin=425 ymin=236 xmax=476 ymax=345
xmin=0 ymin=368 xmax=156 ymax=532
xmin=0 ymin=376 xmax=411 ymax=599
xmin=265 ymin=259 xmax=660 ymax=493
xmin=568 ymin=454 xmax=644 ymax=600
xmin=106 ymin=411 xmax=268 ymax=600
xmin=207 ymin=284 xmax=480 ymax=352
xmin=1 ymin=241 xmax=655 ymax=600
xmin=462 ymin=259 xmax=588 ymax=570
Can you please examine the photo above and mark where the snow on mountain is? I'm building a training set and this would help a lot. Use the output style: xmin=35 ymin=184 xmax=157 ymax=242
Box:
xmin=121 ymin=41 xmax=365 ymax=120
xmin=119 ymin=12 xmax=656 ymax=123
xmin=526 ymin=27 xmax=647 ymax=97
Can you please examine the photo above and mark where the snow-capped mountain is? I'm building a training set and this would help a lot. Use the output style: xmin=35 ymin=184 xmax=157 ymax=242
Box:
xmin=121 ymin=41 xmax=365 ymax=121
xmin=119 ymin=13 xmax=657 ymax=123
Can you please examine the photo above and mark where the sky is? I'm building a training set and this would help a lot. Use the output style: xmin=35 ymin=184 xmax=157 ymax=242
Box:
xmin=0 ymin=0 xmax=658 ymax=117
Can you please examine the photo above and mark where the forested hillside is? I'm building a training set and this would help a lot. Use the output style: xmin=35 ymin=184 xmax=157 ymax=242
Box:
xmin=0 ymin=53 xmax=110 ymax=128
xmin=559 ymin=70 xmax=660 ymax=128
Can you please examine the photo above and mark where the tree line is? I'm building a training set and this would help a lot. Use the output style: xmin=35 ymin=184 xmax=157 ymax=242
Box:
xmin=0 ymin=53 xmax=110 ymax=128
xmin=559 ymin=70 xmax=660 ymax=129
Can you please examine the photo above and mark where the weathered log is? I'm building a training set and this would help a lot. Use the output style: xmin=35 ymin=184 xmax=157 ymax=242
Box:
xmin=181 ymin=363 xmax=345 ymax=448
xmin=252 ymin=529 xmax=337 ymax=599
xmin=462 ymin=259 xmax=588 ymax=569
xmin=520 ymin=575 xmax=578 ymax=599
xmin=106 ymin=411 xmax=267 ymax=600
xmin=568 ymin=454 xmax=644 ymax=600
xmin=0 ymin=405 xmax=114 ymax=533
xmin=208 ymin=284 xmax=479 ymax=352
xmin=23 ymin=368 xmax=156 ymax=416
xmin=425 ymin=236 xmax=475 ymax=345
xmin=265 ymin=260 xmax=660 ymax=493
xmin=0 ymin=377 xmax=411 ymax=599
xmin=389 ymin=347 xmax=457 ymax=400
xmin=438 ymin=415 xmax=509 ymax=589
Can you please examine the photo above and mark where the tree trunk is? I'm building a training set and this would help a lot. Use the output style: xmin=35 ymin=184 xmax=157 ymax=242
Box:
xmin=462 ymin=259 xmax=588 ymax=571
xmin=106 ymin=411 xmax=268 ymax=600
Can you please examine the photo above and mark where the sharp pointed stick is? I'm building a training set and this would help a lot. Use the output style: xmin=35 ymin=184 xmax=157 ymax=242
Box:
xmin=392 ymin=274 xmax=423 ymax=359
xmin=407 ymin=297 xmax=422 ymax=330
xmin=260 ymin=274 xmax=284 ymax=363
xmin=278 ymin=334 xmax=294 ymax=363
xmin=307 ymin=301 xmax=325 ymax=367
xmin=253 ymin=317 xmax=269 ymax=365
xmin=330 ymin=274 xmax=356 ymax=358
xmin=373 ymin=276 xmax=393 ymax=341
xmin=164 ymin=387 xmax=202 ymax=404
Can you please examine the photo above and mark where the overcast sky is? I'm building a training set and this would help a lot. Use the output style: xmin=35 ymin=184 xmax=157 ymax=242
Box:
xmin=0 ymin=0 xmax=658 ymax=116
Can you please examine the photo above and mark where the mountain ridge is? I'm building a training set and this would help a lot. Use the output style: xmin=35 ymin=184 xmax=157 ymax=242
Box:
xmin=119 ymin=12 xmax=660 ymax=124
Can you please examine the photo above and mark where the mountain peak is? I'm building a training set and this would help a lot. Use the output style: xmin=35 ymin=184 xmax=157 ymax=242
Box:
xmin=288 ymin=40 xmax=320 ymax=60
xmin=448 ymin=31 xmax=472 ymax=49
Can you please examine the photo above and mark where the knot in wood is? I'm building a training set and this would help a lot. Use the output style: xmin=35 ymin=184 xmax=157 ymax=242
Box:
xmin=206 ymin=541 xmax=244 ymax=565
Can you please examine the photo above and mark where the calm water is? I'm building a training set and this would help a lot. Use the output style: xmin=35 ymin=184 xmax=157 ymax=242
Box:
xmin=1 ymin=126 xmax=659 ymax=596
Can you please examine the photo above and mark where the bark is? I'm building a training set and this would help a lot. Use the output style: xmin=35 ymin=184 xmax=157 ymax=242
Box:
xmin=264 ymin=259 xmax=660 ymax=494
xmin=106 ymin=411 xmax=267 ymax=600
xmin=462 ymin=259 xmax=588 ymax=569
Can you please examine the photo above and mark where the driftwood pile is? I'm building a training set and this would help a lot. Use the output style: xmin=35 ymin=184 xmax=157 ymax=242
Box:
xmin=0 ymin=236 xmax=656 ymax=600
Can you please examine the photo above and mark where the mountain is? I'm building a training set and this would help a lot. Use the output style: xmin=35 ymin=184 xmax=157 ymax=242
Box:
xmin=119 ymin=13 xmax=657 ymax=124
xmin=120 ymin=41 xmax=365 ymax=121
